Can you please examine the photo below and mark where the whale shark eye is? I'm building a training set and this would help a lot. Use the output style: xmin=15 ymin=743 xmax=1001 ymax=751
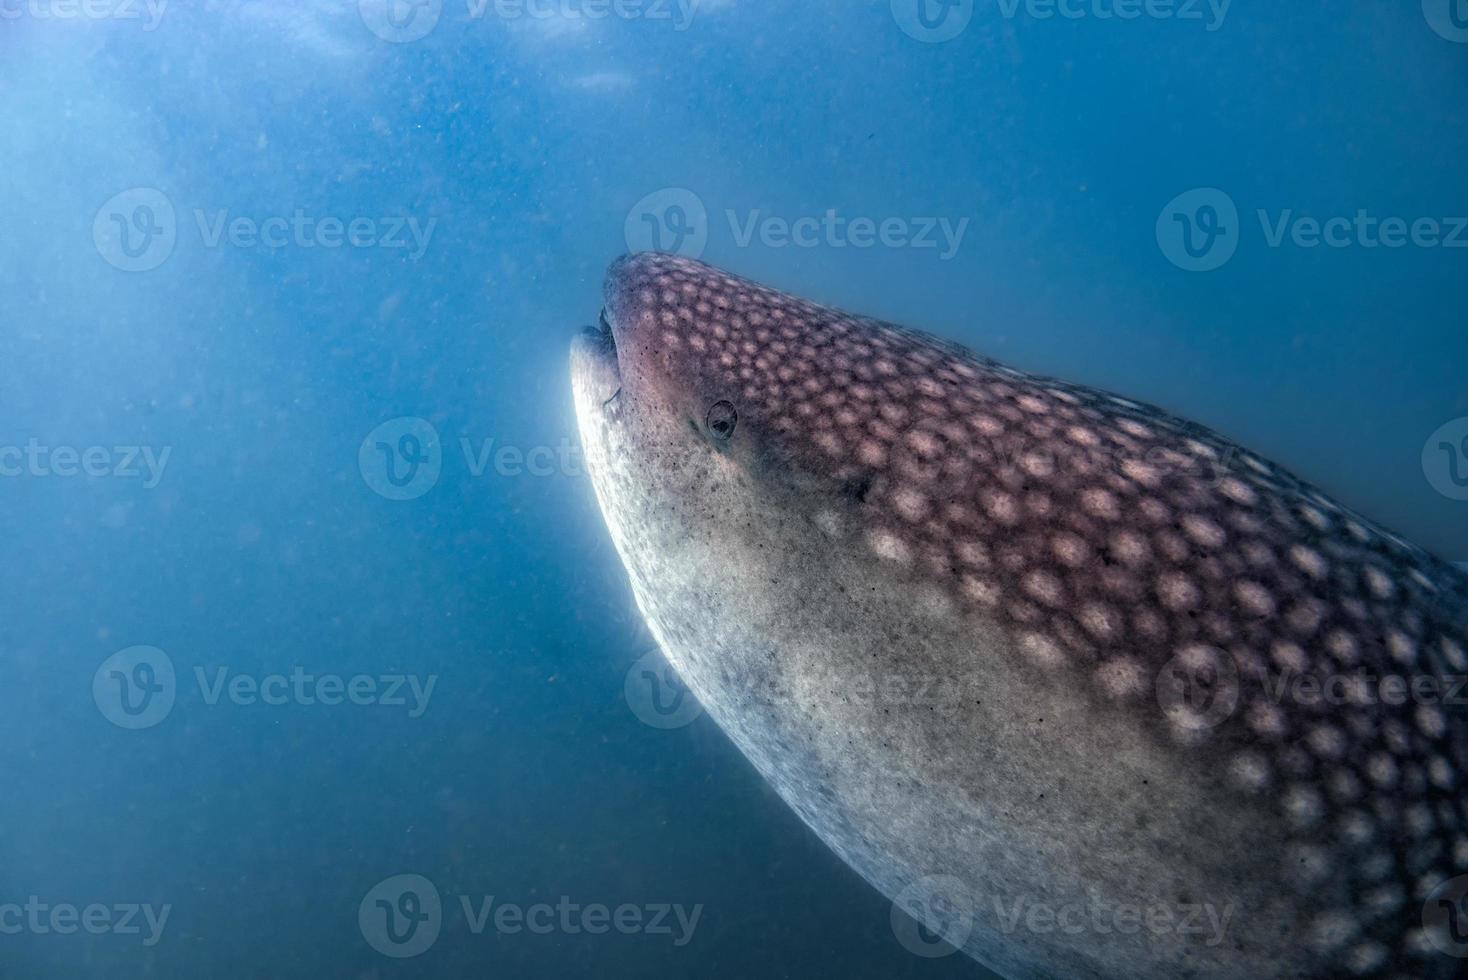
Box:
xmin=705 ymin=400 xmax=738 ymax=441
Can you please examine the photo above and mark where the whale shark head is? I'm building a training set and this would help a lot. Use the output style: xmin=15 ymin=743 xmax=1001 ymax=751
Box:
xmin=572 ymin=252 xmax=1468 ymax=980
xmin=570 ymin=252 xmax=882 ymax=595
xmin=571 ymin=251 xmax=984 ymax=566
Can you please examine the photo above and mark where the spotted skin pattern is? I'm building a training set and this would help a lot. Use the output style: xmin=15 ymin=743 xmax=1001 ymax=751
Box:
xmin=582 ymin=252 xmax=1468 ymax=979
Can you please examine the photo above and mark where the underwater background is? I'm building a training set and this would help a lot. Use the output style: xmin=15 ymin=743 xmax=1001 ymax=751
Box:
xmin=1 ymin=1 xmax=1465 ymax=977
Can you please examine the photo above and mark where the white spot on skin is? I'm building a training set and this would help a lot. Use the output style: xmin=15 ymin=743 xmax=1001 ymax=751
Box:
xmin=1094 ymin=658 xmax=1146 ymax=698
xmin=857 ymin=440 xmax=887 ymax=467
xmin=1020 ymin=452 xmax=1055 ymax=478
xmin=1157 ymin=572 xmax=1201 ymax=611
xmin=983 ymin=491 xmax=1021 ymax=526
xmin=971 ymin=415 xmax=1004 ymax=437
xmin=1051 ymin=532 xmax=1091 ymax=568
xmin=955 ymin=539 xmax=989 ymax=568
xmin=812 ymin=509 xmax=844 ymax=538
xmin=1079 ymin=602 xmax=1121 ymax=640
xmin=904 ymin=429 xmax=942 ymax=460
xmin=1386 ymin=630 xmax=1417 ymax=665
xmin=1345 ymin=941 xmax=1386 ymax=974
xmin=1023 ymin=569 xmax=1065 ymax=607
xmin=1286 ymin=787 xmax=1326 ymax=829
xmin=1363 ymin=566 xmax=1395 ymax=599
xmin=1248 ymin=702 xmax=1288 ymax=739
xmin=1340 ymin=812 xmax=1376 ymax=845
xmin=1417 ymin=705 xmax=1447 ymax=739
xmin=1328 ymin=770 xmax=1363 ymax=803
xmin=917 ymin=585 xmax=954 ymax=619
xmin=1289 ymin=544 xmax=1329 ymax=579
xmin=1307 ymin=724 xmax=1347 ymax=759
xmin=1019 ymin=632 xmax=1065 ymax=668
xmin=1309 ymin=909 xmax=1362 ymax=950
xmin=1271 ymin=641 xmax=1308 ymax=672
xmin=1120 ymin=459 xmax=1161 ymax=487
xmin=1217 ymin=477 xmax=1258 ymax=506
xmin=1286 ymin=844 xmax=1332 ymax=885
xmin=1233 ymin=580 xmax=1276 ymax=618
xmin=1115 ymin=417 xmax=1151 ymax=437
xmin=1066 ymin=426 xmax=1100 ymax=447
xmin=1017 ymin=394 xmax=1049 ymax=414
xmin=866 ymin=528 xmax=912 ymax=565
xmin=1181 ymin=515 xmax=1227 ymax=549
xmin=1229 ymin=753 xmax=1271 ymax=793
xmin=814 ymin=431 xmax=844 ymax=456
xmin=1368 ymin=754 xmax=1399 ymax=788
xmin=1285 ymin=599 xmax=1326 ymax=636
xmin=960 ymin=575 xmax=1000 ymax=606
xmin=891 ymin=487 xmax=930 ymax=523
xmin=1111 ymin=530 xmax=1150 ymax=566
xmin=1440 ymin=636 xmax=1467 ymax=671
xmin=1081 ymin=488 xmax=1121 ymax=520
xmin=1325 ymin=629 xmax=1358 ymax=665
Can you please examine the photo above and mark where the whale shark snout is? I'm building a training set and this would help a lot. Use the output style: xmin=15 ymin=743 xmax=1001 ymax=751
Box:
xmin=572 ymin=252 xmax=1468 ymax=980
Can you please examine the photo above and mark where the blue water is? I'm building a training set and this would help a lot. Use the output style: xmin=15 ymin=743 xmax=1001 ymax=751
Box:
xmin=1 ymin=2 xmax=1465 ymax=978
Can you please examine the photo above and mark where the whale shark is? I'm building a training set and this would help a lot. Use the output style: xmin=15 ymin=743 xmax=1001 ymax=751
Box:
xmin=571 ymin=252 xmax=1468 ymax=979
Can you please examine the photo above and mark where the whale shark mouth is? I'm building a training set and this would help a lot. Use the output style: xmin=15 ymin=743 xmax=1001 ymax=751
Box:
xmin=571 ymin=308 xmax=623 ymax=413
